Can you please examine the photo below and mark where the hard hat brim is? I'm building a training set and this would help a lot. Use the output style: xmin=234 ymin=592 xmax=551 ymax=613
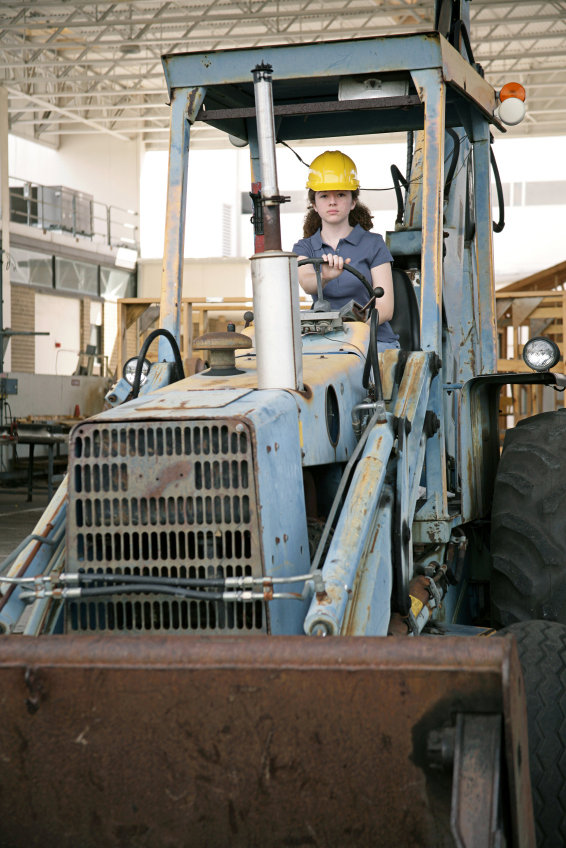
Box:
xmin=306 ymin=181 xmax=359 ymax=191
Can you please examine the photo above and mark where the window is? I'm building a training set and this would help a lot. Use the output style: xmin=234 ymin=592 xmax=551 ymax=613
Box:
xmin=100 ymin=267 xmax=136 ymax=300
xmin=10 ymin=246 xmax=53 ymax=288
xmin=90 ymin=300 xmax=102 ymax=355
xmin=222 ymin=204 xmax=232 ymax=257
xmin=55 ymin=257 xmax=98 ymax=294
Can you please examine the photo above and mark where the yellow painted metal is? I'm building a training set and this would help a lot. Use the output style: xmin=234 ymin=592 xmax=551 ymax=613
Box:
xmin=410 ymin=595 xmax=424 ymax=617
xmin=305 ymin=150 xmax=359 ymax=191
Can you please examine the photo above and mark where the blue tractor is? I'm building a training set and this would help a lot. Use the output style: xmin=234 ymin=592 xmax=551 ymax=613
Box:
xmin=1 ymin=3 xmax=564 ymax=845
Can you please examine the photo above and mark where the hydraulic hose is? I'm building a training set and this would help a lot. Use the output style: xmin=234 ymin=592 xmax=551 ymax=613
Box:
xmin=77 ymin=572 xmax=226 ymax=589
xmin=491 ymin=148 xmax=505 ymax=233
xmin=131 ymin=328 xmax=184 ymax=399
xmin=450 ymin=19 xmax=475 ymax=64
xmin=363 ymin=308 xmax=385 ymax=404
xmin=390 ymin=164 xmax=408 ymax=225
xmin=369 ymin=309 xmax=384 ymax=403
xmin=406 ymin=131 xmax=414 ymax=185
xmin=444 ymin=128 xmax=461 ymax=202
xmin=78 ymin=584 xmax=225 ymax=601
xmin=362 ymin=349 xmax=372 ymax=389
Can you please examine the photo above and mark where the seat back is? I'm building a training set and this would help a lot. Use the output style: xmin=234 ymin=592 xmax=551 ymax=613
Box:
xmin=389 ymin=267 xmax=420 ymax=351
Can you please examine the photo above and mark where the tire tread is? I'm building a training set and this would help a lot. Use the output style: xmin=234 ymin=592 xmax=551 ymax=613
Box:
xmin=491 ymin=411 xmax=566 ymax=625
xmin=499 ymin=621 xmax=566 ymax=848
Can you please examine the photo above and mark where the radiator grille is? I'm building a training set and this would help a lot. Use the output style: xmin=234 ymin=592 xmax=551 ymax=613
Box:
xmin=67 ymin=420 xmax=265 ymax=634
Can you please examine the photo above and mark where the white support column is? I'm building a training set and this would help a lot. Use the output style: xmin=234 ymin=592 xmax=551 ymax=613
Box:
xmin=0 ymin=87 xmax=11 ymax=373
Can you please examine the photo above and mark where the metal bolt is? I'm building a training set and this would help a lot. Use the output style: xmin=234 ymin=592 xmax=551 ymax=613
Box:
xmin=427 ymin=726 xmax=455 ymax=770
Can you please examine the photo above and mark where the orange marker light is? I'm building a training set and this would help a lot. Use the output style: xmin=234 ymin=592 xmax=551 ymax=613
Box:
xmin=499 ymin=82 xmax=526 ymax=102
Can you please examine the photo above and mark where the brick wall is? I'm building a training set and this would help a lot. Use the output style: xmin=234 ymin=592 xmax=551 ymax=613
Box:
xmin=11 ymin=286 xmax=35 ymax=373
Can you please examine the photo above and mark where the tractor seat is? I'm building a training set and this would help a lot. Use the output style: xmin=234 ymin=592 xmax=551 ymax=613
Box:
xmin=389 ymin=267 xmax=420 ymax=351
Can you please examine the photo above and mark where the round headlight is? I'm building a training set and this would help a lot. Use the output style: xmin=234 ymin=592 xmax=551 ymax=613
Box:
xmin=123 ymin=356 xmax=151 ymax=386
xmin=497 ymin=96 xmax=526 ymax=126
xmin=522 ymin=336 xmax=560 ymax=372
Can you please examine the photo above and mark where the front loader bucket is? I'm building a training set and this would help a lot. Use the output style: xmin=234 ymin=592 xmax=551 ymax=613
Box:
xmin=0 ymin=635 xmax=534 ymax=848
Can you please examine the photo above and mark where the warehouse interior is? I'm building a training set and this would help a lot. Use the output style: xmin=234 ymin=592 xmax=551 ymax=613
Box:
xmin=4 ymin=4 xmax=566 ymax=842
xmin=1 ymin=1 xmax=565 ymax=504
xmin=0 ymin=0 xmax=566 ymax=504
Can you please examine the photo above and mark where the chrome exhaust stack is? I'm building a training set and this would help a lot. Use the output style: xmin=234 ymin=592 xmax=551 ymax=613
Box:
xmin=250 ymin=63 xmax=303 ymax=392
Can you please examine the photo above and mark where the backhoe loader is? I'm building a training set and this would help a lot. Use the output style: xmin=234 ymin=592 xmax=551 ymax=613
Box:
xmin=2 ymin=2 xmax=565 ymax=846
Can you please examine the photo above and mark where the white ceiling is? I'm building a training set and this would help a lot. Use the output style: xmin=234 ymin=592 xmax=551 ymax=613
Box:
xmin=1 ymin=0 xmax=566 ymax=150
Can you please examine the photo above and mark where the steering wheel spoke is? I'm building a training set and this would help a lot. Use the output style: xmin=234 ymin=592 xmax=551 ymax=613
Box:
xmin=297 ymin=257 xmax=383 ymax=312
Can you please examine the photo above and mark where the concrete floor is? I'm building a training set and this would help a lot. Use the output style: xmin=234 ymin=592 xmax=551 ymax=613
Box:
xmin=0 ymin=487 xmax=52 ymax=568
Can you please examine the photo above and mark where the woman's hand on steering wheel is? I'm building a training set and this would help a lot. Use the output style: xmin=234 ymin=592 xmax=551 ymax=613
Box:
xmin=320 ymin=253 xmax=351 ymax=283
xmin=297 ymin=257 xmax=383 ymax=304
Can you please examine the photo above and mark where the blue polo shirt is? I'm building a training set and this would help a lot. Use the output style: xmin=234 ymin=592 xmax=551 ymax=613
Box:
xmin=292 ymin=224 xmax=398 ymax=343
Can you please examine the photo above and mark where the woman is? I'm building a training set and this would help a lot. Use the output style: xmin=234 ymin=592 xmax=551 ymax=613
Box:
xmin=293 ymin=150 xmax=399 ymax=352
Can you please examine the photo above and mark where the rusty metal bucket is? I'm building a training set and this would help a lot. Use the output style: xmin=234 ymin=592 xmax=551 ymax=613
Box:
xmin=0 ymin=634 xmax=534 ymax=848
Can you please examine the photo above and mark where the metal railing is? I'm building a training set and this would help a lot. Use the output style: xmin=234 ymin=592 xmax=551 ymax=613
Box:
xmin=9 ymin=177 xmax=139 ymax=251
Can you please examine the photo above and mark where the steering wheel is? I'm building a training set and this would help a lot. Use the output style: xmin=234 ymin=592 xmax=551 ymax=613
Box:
xmin=298 ymin=257 xmax=383 ymax=313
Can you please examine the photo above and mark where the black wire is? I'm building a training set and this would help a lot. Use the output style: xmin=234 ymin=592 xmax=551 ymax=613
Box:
xmin=277 ymin=139 xmax=310 ymax=167
xmin=362 ymin=135 xmax=471 ymax=193
xmin=279 ymin=132 xmax=471 ymax=197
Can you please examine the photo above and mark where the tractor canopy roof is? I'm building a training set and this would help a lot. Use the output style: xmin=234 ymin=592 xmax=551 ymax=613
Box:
xmin=161 ymin=33 xmax=503 ymax=143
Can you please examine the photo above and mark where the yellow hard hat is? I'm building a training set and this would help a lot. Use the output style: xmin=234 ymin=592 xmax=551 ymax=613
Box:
xmin=306 ymin=150 xmax=360 ymax=191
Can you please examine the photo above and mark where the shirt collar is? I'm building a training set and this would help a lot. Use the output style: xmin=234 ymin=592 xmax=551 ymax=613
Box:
xmin=314 ymin=223 xmax=364 ymax=249
xmin=343 ymin=224 xmax=365 ymax=245
xmin=311 ymin=229 xmax=323 ymax=249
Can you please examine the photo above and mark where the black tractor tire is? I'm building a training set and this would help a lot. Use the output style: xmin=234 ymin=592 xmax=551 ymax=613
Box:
xmin=491 ymin=409 xmax=566 ymax=627
xmin=498 ymin=620 xmax=566 ymax=848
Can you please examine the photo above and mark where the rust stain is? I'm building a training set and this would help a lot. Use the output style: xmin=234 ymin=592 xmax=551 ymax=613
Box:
xmin=315 ymin=591 xmax=331 ymax=605
xmin=298 ymin=384 xmax=313 ymax=400
xmin=369 ymin=530 xmax=379 ymax=555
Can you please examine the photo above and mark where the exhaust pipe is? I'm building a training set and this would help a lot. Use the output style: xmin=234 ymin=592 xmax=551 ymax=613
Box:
xmin=252 ymin=62 xmax=282 ymax=252
xmin=250 ymin=63 xmax=303 ymax=392
xmin=252 ymin=250 xmax=303 ymax=391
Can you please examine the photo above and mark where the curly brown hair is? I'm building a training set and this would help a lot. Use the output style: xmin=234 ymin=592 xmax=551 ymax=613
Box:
xmin=302 ymin=188 xmax=374 ymax=238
